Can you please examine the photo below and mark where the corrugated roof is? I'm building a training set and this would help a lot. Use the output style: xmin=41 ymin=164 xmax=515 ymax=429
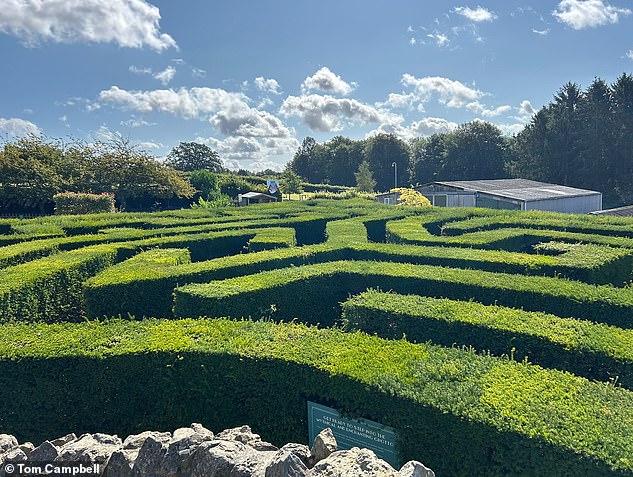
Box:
xmin=432 ymin=179 xmax=601 ymax=202
xmin=591 ymin=205 xmax=633 ymax=217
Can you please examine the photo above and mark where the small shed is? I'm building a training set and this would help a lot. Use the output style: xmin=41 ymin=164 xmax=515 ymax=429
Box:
xmin=415 ymin=179 xmax=602 ymax=214
xmin=236 ymin=192 xmax=278 ymax=206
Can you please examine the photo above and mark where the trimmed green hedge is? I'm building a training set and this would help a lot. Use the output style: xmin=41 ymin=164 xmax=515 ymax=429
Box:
xmin=247 ymin=227 xmax=296 ymax=252
xmin=85 ymin=237 xmax=633 ymax=320
xmin=0 ymin=319 xmax=632 ymax=476
xmin=173 ymin=261 xmax=633 ymax=328
xmin=387 ymin=216 xmax=633 ymax=250
xmin=441 ymin=213 xmax=633 ymax=238
xmin=342 ymin=290 xmax=633 ymax=388
xmin=0 ymin=244 xmax=127 ymax=323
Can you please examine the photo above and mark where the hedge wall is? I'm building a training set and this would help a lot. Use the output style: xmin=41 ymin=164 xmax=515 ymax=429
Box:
xmin=342 ymin=290 xmax=633 ymax=388
xmin=0 ymin=319 xmax=632 ymax=476
xmin=173 ymin=260 xmax=633 ymax=328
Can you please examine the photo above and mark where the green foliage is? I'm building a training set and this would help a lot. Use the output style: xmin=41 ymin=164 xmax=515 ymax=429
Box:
xmin=342 ymin=290 xmax=633 ymax=388
xmin=190 ymin=195 xmax=232 ymax=209
xmin=0 ymin=136 xmax=195 ymax=213
xmin=53 ymin=192 xmax=115 ymax=215
xmin=166 ymin=141 xmax=223 ymax=172
xmin=1 ymin=319 xmax=632 ymax=475
xmin=354 ymin=160 xmax=376 ymax=192
xmin=281 ymin=168 xmax=303 ymax=195
xmin=189 ymin=169 xmax=220 ymax=200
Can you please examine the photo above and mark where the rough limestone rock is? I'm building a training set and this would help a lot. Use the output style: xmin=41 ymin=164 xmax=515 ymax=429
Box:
xmin=265 ymin=448 xmax=309 ymax=477
xmin=309 ymin=448 xmax=397 ymax=477
xmin=50 ymin=433 xmax=77 ymax=448
xmin=190 ymin=440 xmax=275 ymax=477
xmin=0 ymin=448 xmax=28 ymax=477
xmin=103 ymin=431 xmax=170 ymax=477
xmin=190 ymin=423 xmax=214 ymax=439
xmin=0 ymin=425 xmax=435 ymax=477
xmin=216 ymin=425 xmax=278 ymax=452
xmin=310 ymin=429 xmax=337 ymax=465
xmin=131 ymin=433 xmax=172 ymax=477
xmin=159 ymin=426 xmax=216 ymax=477
xmin=0 ymin=435 xmax=17 ymax=454
xmin=103 ymin=449 xmax=136 ymax=477
xmin=397 ymin=461 xmax=436 ymax=477
xmin=57 ymin=433 xmax=122 ymax=464
xmin=29 ymin=441 xmax=60 ymax=462
xmin=277 ymin=444 xmax=310 ymax=468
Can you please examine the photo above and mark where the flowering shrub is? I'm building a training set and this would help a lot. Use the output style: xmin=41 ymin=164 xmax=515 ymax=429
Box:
xmin=390 ymin=188 xmax=432 ymax=207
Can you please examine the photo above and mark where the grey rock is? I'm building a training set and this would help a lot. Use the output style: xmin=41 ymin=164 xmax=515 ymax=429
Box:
xmin=265 ymin=448 xmax=309 ymax=477
xmin=57 ymin=433 xmax=122 ymax=464
xmin=103 ymin=449 xmax=136 ymax=477
xmin=18 ymin=443 xmax=34 ymax=458
xmin=0 ymin=448 xmax=27 ymax=477
xmin=0 ymin=435 xmax=17 ymax=454
xmin=190 ymin=440 xmax=275 ymax=477
xmin=131 ymin=433 xmax=171 ymax=477
xmin=29 ymin=441 xmax=60 ymax=462
xmin=50 ymin=433 xmax=77 ymax=448
xmin=216 ymin=425 xmax=278 ymax=452
xmin=160 ymin=426 xmax=216 ymax=477
xmin=277 ymin=444 xmax=310 ymax=467
xmin=123 ymin=431 xmax=170 ymax=451
xmin=190 ymin=423 xmax=214 ymax=439
xmin=310 ymin=429 xmax=337 ymax=464
xmin=309 ymin=448 xmax=397 ymax=477
xmin=397 ymin=461 xmax=435 ymax=477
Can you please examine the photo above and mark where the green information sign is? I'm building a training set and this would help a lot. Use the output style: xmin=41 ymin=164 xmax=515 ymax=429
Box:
xmin=307 ymin=401 xmax=399 ymax=467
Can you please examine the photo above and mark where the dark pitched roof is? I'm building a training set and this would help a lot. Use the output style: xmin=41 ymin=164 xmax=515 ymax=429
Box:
xmin=431 ymin=179 xmax=601 ymax=202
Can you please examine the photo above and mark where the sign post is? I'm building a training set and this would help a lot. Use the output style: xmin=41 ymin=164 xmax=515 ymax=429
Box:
xmin=307 ymin=401 xmax=399 ymax=467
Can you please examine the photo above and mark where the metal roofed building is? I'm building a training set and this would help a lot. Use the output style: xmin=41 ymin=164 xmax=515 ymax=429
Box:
xmin=413 ymin=179 xmax=602 ymax=213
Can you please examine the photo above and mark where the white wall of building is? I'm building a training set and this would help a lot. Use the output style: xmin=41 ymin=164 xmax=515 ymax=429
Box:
xmin=524 ymin=194 xmax=602 ymax=214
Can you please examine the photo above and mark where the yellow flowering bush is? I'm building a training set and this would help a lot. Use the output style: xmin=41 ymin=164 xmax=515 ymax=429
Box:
xmin=390 ymin=188 xmax=432 ymax=207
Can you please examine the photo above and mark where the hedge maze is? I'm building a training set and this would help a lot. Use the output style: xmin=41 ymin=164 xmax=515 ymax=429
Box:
xmin=2 ymin=200 xmax=633 ymax=476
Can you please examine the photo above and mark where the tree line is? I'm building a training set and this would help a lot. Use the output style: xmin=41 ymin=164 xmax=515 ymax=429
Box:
xmin=287 ymin=73 xmax=633 ymax=208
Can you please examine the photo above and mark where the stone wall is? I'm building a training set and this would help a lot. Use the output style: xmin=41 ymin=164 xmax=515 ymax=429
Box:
xmin=0 ymin=424 xmax=434 ymax=477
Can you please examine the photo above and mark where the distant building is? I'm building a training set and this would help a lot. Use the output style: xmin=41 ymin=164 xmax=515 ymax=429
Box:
xmin=376 ymin=179 xmax=602 ymax=214
xmin=236 ymin=191 xmax=278 ymax=206
xmin=590 ymin=205 xmax=633 ymax=217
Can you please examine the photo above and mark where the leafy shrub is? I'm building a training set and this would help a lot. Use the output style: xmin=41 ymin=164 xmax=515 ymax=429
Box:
xmin=53 ymin=192 xmax=115 ymax=215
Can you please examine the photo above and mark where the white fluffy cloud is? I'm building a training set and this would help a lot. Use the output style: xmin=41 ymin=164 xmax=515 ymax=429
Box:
xmin=254 ymin=77 xmax=282 ymax=95
xmin=519 ymin=100 xmax=536 ymax=116
xmin=627 ymin=50 xmax=633 ymax=59
xmin=369 ymin=117 xmax=458 ymax=140
xmin=154 ymin=66 xmax=176 ymax=85
xmin=197 ymin=135 xmax=298 ymax=170
xmin=553 ymin=0 xmax=631 ymax=29
xmin=495 ymin=123 xmax=526 ymax=135
xmin=0 ymin=0 xmax=176 ymax=51
xmin=301 ymin=67 xmax=357 ymax=96
xmin=453 ymin=6 xmax=498 ymax=22
xmin=0 ymin=117 xmax=41 ymax=137
xmin=401 ymin=74 xmax=485 ymax=108
xmin=466 ymin=101 xmax=512 ymax=117
xmin=280 ymin=94 xmax=395 ymax=132
xmin=98 ymin=86 xmax=294 ymax=139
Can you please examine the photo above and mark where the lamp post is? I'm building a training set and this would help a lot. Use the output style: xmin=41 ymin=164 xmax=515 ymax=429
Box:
xmin=391 ymin=162 xmax=398 ymax=189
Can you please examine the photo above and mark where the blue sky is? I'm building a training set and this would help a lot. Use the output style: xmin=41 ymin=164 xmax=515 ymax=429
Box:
xmin=1 ymin=0 xmax=632 ymax=171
